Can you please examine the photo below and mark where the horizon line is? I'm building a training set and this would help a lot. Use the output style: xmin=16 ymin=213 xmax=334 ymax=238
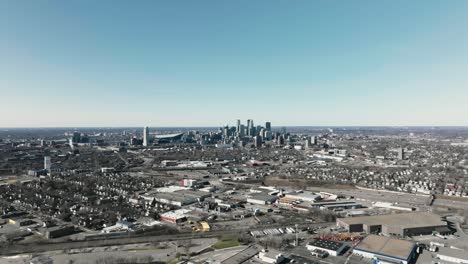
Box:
xmin=2 ymin=125 xmax=468 ymax=129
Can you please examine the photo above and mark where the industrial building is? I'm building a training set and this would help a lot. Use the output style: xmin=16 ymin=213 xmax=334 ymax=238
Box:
xmin=336 ymin=212 xmax=450 ymax=237
xmin=257 ymin=249 xmax=286 ymax=264
xmin=284 ymin=191 xmax=321 ymax=203
xmin=247 ymin=194 xmax=278 ymax=205
xmin=311 ymin=200 xmax=363 ymax=210
xmin=306 ymin=239 xmax=348 ymax=256
xmin=353 ymin=235 xmax=416 ymax=264
xmin=160 ymin=209 xmax=191 ymax=223
xmin=45 ymin=225 xmax=76 ymax=239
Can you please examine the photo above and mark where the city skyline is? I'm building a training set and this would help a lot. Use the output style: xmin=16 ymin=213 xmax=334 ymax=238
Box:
xmin=2 ymin=1 xmax=468 ymax=127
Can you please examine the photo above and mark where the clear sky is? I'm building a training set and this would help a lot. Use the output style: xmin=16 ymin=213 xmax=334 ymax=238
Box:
xmin=1 ymin=1 xmax=468 ymax=127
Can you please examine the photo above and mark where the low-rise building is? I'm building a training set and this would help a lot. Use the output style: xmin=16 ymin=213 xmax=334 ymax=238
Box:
xmin=247 ymin=194 xmax=278 ymax=205
xmin=257 ymin=249 xmax=285 ymax=264
xmin=336 ymin=212 xmax=450 ymax=237
xmin=306 ymin=239 xmax=347 ymax=256
xmin=160 ymin=209 xmax=191 ymax=224
xmin=353 ymin=235 xmax=416 ymax=264
xmin=45 ymin=225 xmax=76 ymax=239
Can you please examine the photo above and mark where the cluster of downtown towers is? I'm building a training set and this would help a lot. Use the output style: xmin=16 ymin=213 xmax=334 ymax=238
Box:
xmin=223 ymin=119 xmax=273 ymax=140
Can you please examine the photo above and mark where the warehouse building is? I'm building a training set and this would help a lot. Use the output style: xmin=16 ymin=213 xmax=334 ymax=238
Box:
xmin=45 ymin=225 xmax=76 ymax=239
xmin=306 ymin=239 xmax=348 ymax=256
xmin=353 ymin=235 xmax=416 ymax=264
xmin=247 ymin=194 xmax=278 ymax=205
xmin=336 ymin=212 xmax=450 ymax=237
xmin=313 ymin=201 xmax=363 ymax=210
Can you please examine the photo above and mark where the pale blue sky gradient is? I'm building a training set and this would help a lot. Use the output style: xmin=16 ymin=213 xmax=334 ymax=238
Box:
xmin=1 ymin=1 xmax=468 ymax=127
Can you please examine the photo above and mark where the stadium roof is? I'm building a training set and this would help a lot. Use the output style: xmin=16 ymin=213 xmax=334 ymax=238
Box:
xmin=154 ymin=133 xmax=183 ymax=139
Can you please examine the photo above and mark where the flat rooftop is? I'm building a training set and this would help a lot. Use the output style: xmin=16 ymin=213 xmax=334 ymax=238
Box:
xmin=355 ymin=235 xmax=415 ymax=261
xmin=339 ymin=212 xmax=446 ymax=228
xmin=309 ymin=239 xmax=345 ymax=251
xmin=285 ymin=192 xmax=321 ymax=200
xmin=437 ymin=246 xmax=468 ymax=261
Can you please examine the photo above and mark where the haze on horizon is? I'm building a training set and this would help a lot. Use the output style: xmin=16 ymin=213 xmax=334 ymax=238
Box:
xmin=1 ymin=1 xmax=468 ymax=127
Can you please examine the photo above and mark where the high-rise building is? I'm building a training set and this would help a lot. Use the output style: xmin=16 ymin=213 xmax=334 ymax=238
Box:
xmin=305 ymin=137 xmax=312 ymax=149
xmin=44 ymin=156 xmax=51 ymax=171
xmin=223 ymin=126 xmax=229 ymax=138
xmin=398 ymin=148 xmax=405 ymax=160
xmin=265 ymin=122 xmax=271 ymax=131
xmin=247 ymin=119 xmax=254 ymax=136
xmin=236 ymin=119 xmax=241 ymax=134
xmin=143 ymin=126 xmax=149 ymax=147
xmin=240 ymin=125 xmax=245 ymax=136
xmin=312 ymin=136 xmax=318 ymax=145
xmin=249 ymin=126 xmax=256 ymax=137
xmin=254 ymin=136 xmax=263 ymax=148
xmin=72 ymin=132 xmax=81 ymax=143
xmin=277 ymin=135 xmax=285 ymax=145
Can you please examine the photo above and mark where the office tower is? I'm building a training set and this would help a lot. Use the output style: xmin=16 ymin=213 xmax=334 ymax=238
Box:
xmin=143 ymin=126 xmax=149 ymax=147
xmin=260 ymin=128 xmax=265 ymax=139
xmin=72 ymin=132 xmax=81 ymax=143
xmin=236 ymin=119 xmax=241 ymax=134
xmin=265 ymin=122 xmax=271 ymax=131
xmin=254 ymin=136 xmax=262 ymax=148
xmin=278 ymin=135 xmax=285 ymax=145
xmin=240 ymin=125 xmax=245 ymax=136
xmin=398 ymin=148 xmax=405 ymax=160
xmin=250 ymin=126 xmax=255 ymax=137
xmin=312 ymin=136 xmax=318 ymax=145
xmin=44 ymin=156 xmax=51 ymax=171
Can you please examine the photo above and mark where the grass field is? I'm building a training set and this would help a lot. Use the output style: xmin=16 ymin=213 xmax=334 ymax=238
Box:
xmin=213 ymin=235 xmax=240 ymax=249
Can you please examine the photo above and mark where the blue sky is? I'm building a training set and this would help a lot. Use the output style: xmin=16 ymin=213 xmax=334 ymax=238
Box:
xmin=1 ymin=1 xmax=468 ymax=127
